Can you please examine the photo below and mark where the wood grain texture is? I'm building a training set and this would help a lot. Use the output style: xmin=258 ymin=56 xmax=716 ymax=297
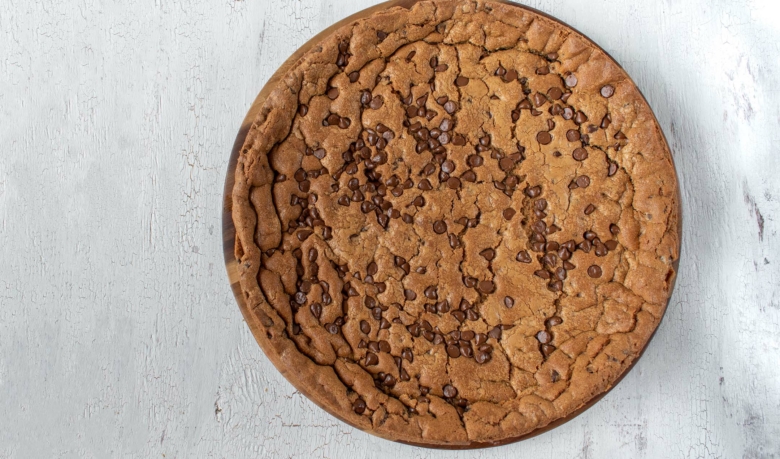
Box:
xmin=1 ymin=0 xmax=778 ymax=457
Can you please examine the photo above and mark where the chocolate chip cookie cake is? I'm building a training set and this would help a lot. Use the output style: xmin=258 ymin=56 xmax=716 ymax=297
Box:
xmin=229 ymin=0 xmax=680 ymax=447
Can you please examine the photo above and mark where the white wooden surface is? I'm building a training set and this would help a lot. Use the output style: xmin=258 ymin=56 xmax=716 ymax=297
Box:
xmin=1 ymin=0 xmax=779 ymax=457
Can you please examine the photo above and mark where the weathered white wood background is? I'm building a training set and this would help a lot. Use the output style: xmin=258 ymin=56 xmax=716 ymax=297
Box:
xmin=1 ymin=0 xmax=779 ymax=457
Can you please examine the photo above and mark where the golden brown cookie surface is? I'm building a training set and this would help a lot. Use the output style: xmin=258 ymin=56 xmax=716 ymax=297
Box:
xmin=230 ymin=0 xmax=679 ymax=446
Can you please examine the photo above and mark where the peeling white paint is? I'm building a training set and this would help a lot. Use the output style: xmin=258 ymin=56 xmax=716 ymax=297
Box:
xmin=1 ymin=0 xmax=779 ymax=457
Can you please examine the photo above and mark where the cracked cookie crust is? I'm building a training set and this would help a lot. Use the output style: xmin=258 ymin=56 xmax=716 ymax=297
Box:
xmin=231 ymin=0 xmax=680 ymax=447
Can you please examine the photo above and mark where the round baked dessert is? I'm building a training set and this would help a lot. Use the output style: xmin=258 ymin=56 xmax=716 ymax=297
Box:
xmin=228 ymin=0 xmax=680 ymax=447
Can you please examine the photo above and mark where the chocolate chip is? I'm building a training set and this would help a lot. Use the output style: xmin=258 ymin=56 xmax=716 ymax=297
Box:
xmin=488 ymin=327 xmax=501 ymax=341
xmin=365 ymin=352 xmax=379 ymax=366
xmin=441 ymin=160 xmax=455 ymax=174
xmin=480 ymin=248 xmax=496 ymax=262
xmin=422 ymin=286 xmax=438 ymax=300
xmin=564 ymin=73 xmax=578 ymax=88
xmin=353 ymin=398 xmax=367 ymax=414
xmin=541 ymin=344 xmax=556 ymax=358
xmin=467 ymin=155 xmax=484 ymax=167
xmin=600 ymin=84 xmax=615 ymax=98
xmin=516 ymin=251 xmax=532 ymax=263
xmin=476 ymin=280 xmax=494 ymax=294
xmin=459 ymin=330 xmax=474 ymax=341
xmin=566 ymin=130 xmax=580 ymax=142
xmin=536 ymin=330 xmax=552 ymax=344
xmin=576 ymin=175 xmax=591 ymax=188
xmin=584 ymin=204 xmax=596 ymax=215
xmin=536 ymin=66 xmax=550 ymax=75
xmin=504 ymin=296 xmax=515 ymax=308
xmin=338 ymin=118 xmax=351 ymax=129
xmin=432 ymin=220 xmax=447 ymax=234
xmin=325 ymin=323 xmax=340 ymax=334
xmin=452 ymin=133 xmax=467 ymax=146
xmin=417 ymin=179 xmax=433 ymax=191
xmin=447 ymin=344 xmax=460 ymax=358
xmin=574 ymin=111 xmax=588 ymax=125
xmin=463 ymin=276 xmax=478 ymax=288
xmin=359 ymin=320 xmax=371 ymax=334
xmin=578 ymin=239 xmax=592 ymax=253
xmin=572 ymin=148 xmax=588 ymax=161
xmin=455 ymin=76 xmax=469 ymax=87
xmin=310 ymin=303 xmax=322 ymax=319
xmin=369 ymin=95 xmax=385 ymax=110
xmin=525 ymin=186 xmax=542 ymax=198
xmin=298 ymin=105 xmax=309 ymax=117
xmin=533 ymin=93 xmax=547 ymax=107
xmin=379 ymin=340 xmax=391 ymax=353
xmin=461 ymin=170 xmax=477 ymax=182
xmin=404 ymin=289 xmax=417 ymax=301
xmin=459 ymin=343 xmax=473 ymax=358
xmin=503 ymin=208 xmax=516 ymax=220
xmin=446 ymin=177 xmax=461 ymax=189
xmin=413 ymin=196 xmax=425 ymax=207
xmin=447 ymin=233 xmax=460 ymax=249
xmin=504 ymin=69 xmax=518 ymax=82
xmin=608 ymin=162 xmax=619 ymax=177
xmin=534 ymin=270 xmax=551 ymax=280
xmin=605 ymin=240 xmax=619 ymax=250
xmin=548 ymin=87 xmax=563 ymax=100
xmin=587 ymin=265 xmax=603 ymax=278
xmin=348 ymin=71 xmax=360 ymax=83
xmin=594 ymin=241 xmax=608 ymax=257
xmin=451 ymin=310 xmax=466 ymax=323
xmin=327 ymin=87 xmax=340 ymax=100
xmin=475 ymin=351 xmax=491 ymax=364
xmin=443 ymin=384 xmax=458 ymax=398
xmin=600 ymin=114 xmax=613 ymax=129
